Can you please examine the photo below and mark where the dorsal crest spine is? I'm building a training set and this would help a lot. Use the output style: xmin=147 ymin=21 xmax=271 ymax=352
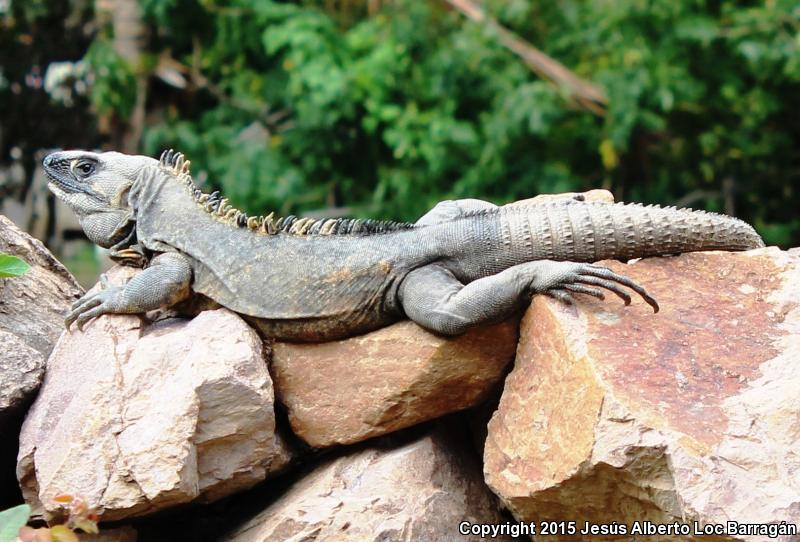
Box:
xmin=157 ymin=149 xmax=415 ymax=236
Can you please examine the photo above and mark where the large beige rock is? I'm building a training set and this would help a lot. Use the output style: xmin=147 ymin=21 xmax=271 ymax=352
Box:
xmin=18 ymin=269 xmax=292 ymax=521
xmin=224 ymin=424 xmax=515 ymax=542
xmin=484 ymin=248 xmax=800 ymax=541
xmin=0 ymin=215 xmax=82 ymax=418
xmin=272 ymin=319 xmax=518 ymax=447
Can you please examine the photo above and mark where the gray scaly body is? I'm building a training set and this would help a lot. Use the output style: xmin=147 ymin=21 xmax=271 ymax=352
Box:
xmin=43 ymin=150 xmax=764 ymax=342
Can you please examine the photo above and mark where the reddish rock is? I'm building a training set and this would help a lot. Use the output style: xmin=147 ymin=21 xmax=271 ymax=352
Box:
xmin=484 ymin=248 xmax=800 ymax=541
xmin=271 ymin=319 xmax=518 ymax=447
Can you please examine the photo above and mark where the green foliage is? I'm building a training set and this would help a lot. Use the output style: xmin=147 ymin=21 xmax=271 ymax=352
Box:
xmin=84 ymin=0 xmax=799 ymax=245
xmin=84 ymin=40 xmax=138 ymax=120
xmin=0 ymin=504 xmax=31 ymax=542
xmin=0 ymin=0 xmax=97 ymax=168
xmin=0 ymin=253 xmax=30 ymax=278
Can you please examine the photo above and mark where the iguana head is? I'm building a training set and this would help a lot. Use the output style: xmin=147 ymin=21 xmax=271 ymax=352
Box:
xmin=43 ymin=150 xmax=156 ymax=248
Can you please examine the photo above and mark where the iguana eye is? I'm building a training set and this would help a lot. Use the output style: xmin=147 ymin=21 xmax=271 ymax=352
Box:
xmin=76 ymin=162 xmax=95 ymax=176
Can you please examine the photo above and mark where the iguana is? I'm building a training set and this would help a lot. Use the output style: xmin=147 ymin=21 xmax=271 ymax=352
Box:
xmin=43 ymin=149 xmax=765 ymax=342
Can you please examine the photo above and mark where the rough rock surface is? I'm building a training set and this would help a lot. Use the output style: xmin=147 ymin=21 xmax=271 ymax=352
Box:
xmin=511 ymin=188 xmax=614 ymax=206
xmin=484 ymin=248 xmax=800 ymax=541
xmin=0 ymin=214 xmax=83 ymax=508
xmin=224 ymin=424 xmax=515 ymax=542
xmin=272 ymin=319 xmax=518 ymax=447
xmin=0 ymin=331 xmax=42 ymax=420
xmin=18 ymin=268 xmax=292 ymax=521
xmin=0 ymin=215 xmax=82 ymax=419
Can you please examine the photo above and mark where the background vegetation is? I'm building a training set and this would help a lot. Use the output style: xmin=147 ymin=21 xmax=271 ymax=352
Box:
xmin=2 ymin=0 xmax=799 ymax=252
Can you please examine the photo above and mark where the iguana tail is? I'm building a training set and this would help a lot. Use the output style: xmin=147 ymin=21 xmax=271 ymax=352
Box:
xmin=443 ymin=201 xmax=764 ymax=277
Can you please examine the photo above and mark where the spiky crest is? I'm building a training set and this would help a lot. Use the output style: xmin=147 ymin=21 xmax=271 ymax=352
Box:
xmin=460 ymin=198 xmax=746 ymax=224
xmin=157 ymin=150 xmax=415 ymax=236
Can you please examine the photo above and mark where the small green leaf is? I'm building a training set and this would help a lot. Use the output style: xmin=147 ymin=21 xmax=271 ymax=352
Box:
xmin=0 ymin=504 xmax=32 ymax=542
xmin=0 ymin=253 xmax=30 ymax=278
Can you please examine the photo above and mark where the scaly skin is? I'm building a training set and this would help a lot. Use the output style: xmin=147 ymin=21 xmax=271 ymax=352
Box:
xmin=43 ymin=150 xmax=765 ymax=342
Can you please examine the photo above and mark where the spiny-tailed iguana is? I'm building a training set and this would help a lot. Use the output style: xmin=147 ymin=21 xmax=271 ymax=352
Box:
xmin=43 ymin=149 xmax=765 ymax=342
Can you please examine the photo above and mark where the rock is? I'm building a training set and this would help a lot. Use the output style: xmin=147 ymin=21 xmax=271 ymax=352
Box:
xmin=0 ymin=215 xmax=82 ymax=419
xmin=0 ymin=214 xmax=82 ymax=507
xmin=18 ymin=268 xmax=292 ymax=521
xmin=511 ymin=188 xmax=614 ymax=206
xmin=484 ymin=248 xmax=800 ymax=541
xmin=224 ymin=423 xmax=515 ymax=542
xmin=0 ymin=332 xmax=44 ymax=422
xmin=271 ymin=319 xmax=518 ymax=447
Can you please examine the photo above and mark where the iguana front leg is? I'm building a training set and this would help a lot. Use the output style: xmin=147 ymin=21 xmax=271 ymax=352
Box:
xmin=398 ymin=261 xmax=659 ymax=336
xmin=66 ymin=252 xmax=193 ymax=330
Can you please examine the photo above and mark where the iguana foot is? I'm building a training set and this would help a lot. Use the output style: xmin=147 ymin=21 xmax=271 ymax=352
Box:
xmin=532 ymin=262 xmax=659 ymax=312
xmin=399 ymin=260 xmax=659 ymax=337
xmin=65 ymin=251 xmax=193 ymax=331
xmin=65 ymin=275 xmax=129 ymax=331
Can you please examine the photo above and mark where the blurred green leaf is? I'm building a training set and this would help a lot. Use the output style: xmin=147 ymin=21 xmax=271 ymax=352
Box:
xmin=0 ymin=504 xmax=31 ymax=542
xmin=0 ymin=253 xmax=30 ymax=278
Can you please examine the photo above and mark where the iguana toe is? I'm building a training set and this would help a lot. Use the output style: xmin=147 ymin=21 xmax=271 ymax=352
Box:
xmin=583 ymin=265 xmax=659 ymax=312
xmin=575 ymin=275 xmax=633 ymax=306
xmin=65 ymin=287 xmax=126 ymax=330
xmin=564 ymin=283 xmax=606 ymax=300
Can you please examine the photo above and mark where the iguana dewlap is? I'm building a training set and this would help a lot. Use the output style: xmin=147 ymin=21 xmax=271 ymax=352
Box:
xmin=43 ymin=150 xmax=764 ymax=342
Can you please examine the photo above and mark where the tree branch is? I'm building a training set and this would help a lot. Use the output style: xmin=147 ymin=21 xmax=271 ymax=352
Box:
xmin=441 ymin=0 xmax=608 ymax=116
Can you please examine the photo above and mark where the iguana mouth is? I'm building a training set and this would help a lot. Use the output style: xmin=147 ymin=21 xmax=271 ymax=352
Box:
xmin=43 ymin=153 xmax=83 ymax=194
xmin=43 ymin=152 xmax=104 ymax=201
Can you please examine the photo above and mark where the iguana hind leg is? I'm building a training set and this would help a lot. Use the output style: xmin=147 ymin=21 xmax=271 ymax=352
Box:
xmin=398 ymin=261 xmax=658 ymax=336
xmin=414 ymin=194 xmax=590 ymax=227
xmin=66 ymin=251 xmax=193 ymax=330
xmin=415 ymin=199 xmax=497 ymax=226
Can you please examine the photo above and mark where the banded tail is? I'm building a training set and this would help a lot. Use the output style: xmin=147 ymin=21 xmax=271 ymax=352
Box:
xmin=461 ymin=201 xmax=764 ymax=267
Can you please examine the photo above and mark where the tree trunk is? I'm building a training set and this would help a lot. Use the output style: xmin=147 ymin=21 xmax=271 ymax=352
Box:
xmin=95 ymin=0 xmax=148 ymax=153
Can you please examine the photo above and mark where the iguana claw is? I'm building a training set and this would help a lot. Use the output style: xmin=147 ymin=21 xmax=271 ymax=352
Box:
xmin=110 ymin=248 xmax=147 ymax=267
xmin=65 ymin=285 xmax=126 ymax=331
xmin=540 ymin=262 xmax=659 ymax=313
